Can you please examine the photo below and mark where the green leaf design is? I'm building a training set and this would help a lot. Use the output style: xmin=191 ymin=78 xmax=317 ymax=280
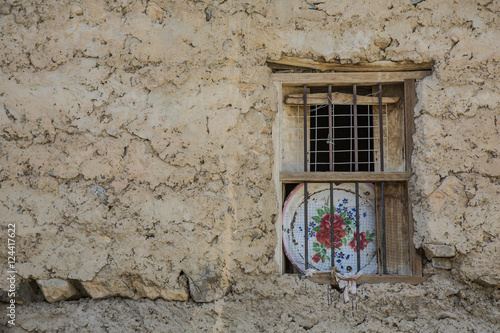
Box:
xmin=321 ymin=249 xmax=327 ymax=255
xmin=311 ymin=216 xmax=321 ymax=223
xmin=317 ymin=208 xmax=325 ymax=217
xmin=325 ymin=256 xmax=330 ymax=261
xmin=324 ymin=206 xmax=331 ymax=214
xmin=342 ymin=238 xmax=347 ymax=246
xmin=312 ymin=226 xmax=322 ymax=232
xmin=344 ymin=217 xmax=354 ymax=226
xmin=313 ymin=242 xmax=319 ymax=247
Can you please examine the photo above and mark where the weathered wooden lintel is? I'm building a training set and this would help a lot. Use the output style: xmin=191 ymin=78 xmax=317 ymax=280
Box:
xmin=280 ymin=171 xmax=409 ymax=183
xmin=285 ymin=92 xmax=400 ymax=106
xmin=272 ymin=71 xmax=432 ymax=86
xmin=267 ymin=56 xmax=433 ymax=72
xmin=305 ymin=271 xmax=429 ymax=285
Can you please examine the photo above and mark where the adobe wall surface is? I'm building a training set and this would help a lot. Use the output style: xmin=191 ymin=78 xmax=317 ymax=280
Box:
xmin=0 ymin=0 xmax=498 ymax=331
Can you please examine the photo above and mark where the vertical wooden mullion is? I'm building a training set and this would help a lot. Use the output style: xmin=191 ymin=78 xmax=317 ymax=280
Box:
xmin=280 ymin=85 xmax=304 ymax=274
xmin=404 ymin=79 xmax=422 ymax=277
xmin=385 ymin=183 xmax=410 ymax=274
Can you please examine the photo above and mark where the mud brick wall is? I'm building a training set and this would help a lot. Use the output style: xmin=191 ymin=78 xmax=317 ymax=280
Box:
xmin=0 ymin=0 xmax=499 ymax=331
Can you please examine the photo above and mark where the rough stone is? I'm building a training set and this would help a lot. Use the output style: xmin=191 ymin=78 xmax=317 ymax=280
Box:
xmin=70 ymin=4 xmax=83 ymax=17
xmin=0 ymin=3 xmax=11 ymax=15
xmin=432 ymin=258 xmax=453 ymax=270
xmin=424 ymin=244 xmax=457 ymax=259
xmin=80 ymin=279 xmax=134 ymax=300
xmin=36 ymin=279 xmax=80 ymax=303
xmin=132 ymin=276 xmax=189 ymax=301
xmin=146 ymin=2 xmax=164 ymax=24
xmin=374 ymin=38 xmax=392 ymax=50
xmin=187 ymin=264 xmax=230 ymax=303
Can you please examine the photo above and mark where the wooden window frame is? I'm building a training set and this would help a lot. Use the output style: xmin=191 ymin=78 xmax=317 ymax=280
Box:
xmin=272 ymin=71 xmax=431 ymax=285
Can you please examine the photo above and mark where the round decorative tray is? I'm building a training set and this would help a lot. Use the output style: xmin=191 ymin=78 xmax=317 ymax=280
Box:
xmin=282 ymin=183 xmax=378 ymax=274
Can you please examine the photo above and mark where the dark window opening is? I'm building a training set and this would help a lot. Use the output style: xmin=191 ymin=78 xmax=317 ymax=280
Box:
xmin=309 ymin=104 xmax=374 ymax=172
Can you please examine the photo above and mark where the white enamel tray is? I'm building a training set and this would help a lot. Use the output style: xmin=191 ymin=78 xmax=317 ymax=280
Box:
xmin=282 ymin=183 xmax=378 ymax=274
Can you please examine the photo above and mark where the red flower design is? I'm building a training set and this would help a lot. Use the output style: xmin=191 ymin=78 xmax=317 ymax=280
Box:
xmin=312 ymin=253 xmax=323 ymax=263
xmin=315 ymin=213 xmax=346 ymax=249
xmin=348 ymin=232 xmax=369 ymax=251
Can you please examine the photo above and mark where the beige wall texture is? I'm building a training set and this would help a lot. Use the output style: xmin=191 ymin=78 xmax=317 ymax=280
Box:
xmin=0 ymin=0 xmax=499 ymax=332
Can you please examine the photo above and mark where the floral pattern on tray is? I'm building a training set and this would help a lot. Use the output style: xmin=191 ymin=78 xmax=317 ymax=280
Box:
xmin=283 ymin=183 xmax=378 ymax=275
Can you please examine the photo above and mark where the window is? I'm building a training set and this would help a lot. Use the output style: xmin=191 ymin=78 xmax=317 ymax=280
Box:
xmin=272 ymin=71 xmax=430 ymax=284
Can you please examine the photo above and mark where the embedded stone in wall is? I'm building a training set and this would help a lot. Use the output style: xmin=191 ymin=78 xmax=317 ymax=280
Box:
xmin=427 ymin=176 xmax=467 ymax=213
xmin=476 ymin=275 xmax=500 ymax=288
xmin=80 ymin=279 xmax=134 ymax=300
xmin=132 ymin=276 xmax=189 ymax=301
xmin=69 ymin=4 xmax=83 ymax=18
xmin=424 ymin=244 xmax=457 ymax=259
xmin=187 ymin=265 xmax=229 ymax=303
xmin=431 ymin=258 xmax=453 ymax=270
xmin=0 ymin=3 xmax=11 ymax=15
xmin=458 ymin=244 xmax=500 ymax=288
xmin=131 ymin=278 xmax=161 ymax=300
xmin=146 ymin=2 xmax=164 ymax=24
xmin=36 ymin=279 xmax=80 ymax=303
xmin=80 ymin=275 xmax=190 ymax=301
xmin=374 ymin=38 xmax=392 ymax=50
xmin=159 ymin=285 xmax=189 ymax=302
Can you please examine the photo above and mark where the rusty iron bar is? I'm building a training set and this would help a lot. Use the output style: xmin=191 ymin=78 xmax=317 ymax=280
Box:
xmin=329 ymin=183 xmax=334 ymax=268
xmin=328 ymin=86 xmax=333 ymax=171
xmin=328 ymin=85 xmax=334 ymax=267
xmin=379 ymin=83 xmax=387 ymax=274
xmin=353 ymin=85 xmax=361 ymax=272
xmin=303 ymin=85 xmax=309 ymax=271
xmin=353 ymin=85 xmax=359 ymax=172
xmin=356 ymin=182 xmax=360 ymax=272
xmin=379 ymin=84 xmax=384 ymax=173
xmin=314 ymin=106 xmax=317 ymax=171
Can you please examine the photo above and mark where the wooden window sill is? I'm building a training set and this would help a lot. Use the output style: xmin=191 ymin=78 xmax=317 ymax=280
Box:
xmin=279 ymin=171 xmax=409 ymax=183
xmin=303 ymin=271 xmax=429 ymax=286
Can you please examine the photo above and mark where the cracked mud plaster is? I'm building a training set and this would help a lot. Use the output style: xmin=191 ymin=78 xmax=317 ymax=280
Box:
xmin=0 ymin=0 xmax=499 ymax=331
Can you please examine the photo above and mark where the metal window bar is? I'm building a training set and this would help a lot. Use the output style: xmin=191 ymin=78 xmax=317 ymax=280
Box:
xmin=353 ymin=85 xmax=361 ymax=273
xmin=379 ymin=83 xmax=387 ymax=274
xmin=303 ymin=85 xmax=309 ymax=271
xmin=328 ymin=85 xmax=334 ymax=268
xmin=350 ymin=105 xmax=353 ymax=172
xmin=314 ymin=106 xmax=318 ymax=171
xmin=368 ymin=105 xmax=371 ymax=171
